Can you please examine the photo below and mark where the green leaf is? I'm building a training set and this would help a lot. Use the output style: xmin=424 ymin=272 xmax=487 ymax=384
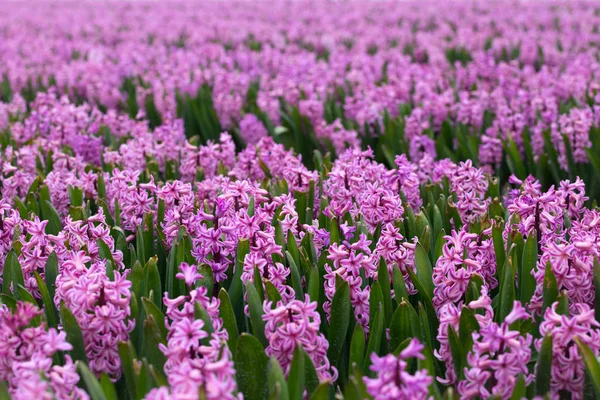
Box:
xmin=229 ymin=239 xmax=250 ymax=332
xmin=264 ymin=281 xmax=283 ymax=304
xmin=414 ymin=243 xmax=434 ymax=299
xmin=197 ymin=264 xmax=214 ymax=295
xmin=286 ymin=251 xmax=304 ymax=300
xmin=307 ymin=267 xmax=320 ymax=304
xmin=377 ymin=259 xmax=393 ymax=326
xmin=141 ymin=316 xmax=167 ymax=375
xmin=302 ymin=348 xmax=319 ymax=395
xmin=246 ymin=282 xmax=268 ymax=347
xmin=288 ymin=346 xmax=305 ymax=400
xmin=458 ymin=307 xmax=479 ymax=351
xmin=118 ymin=341 xmax=138 ymax=400
xmin=392 ymin=266 xmax=409 ymax=306
xmin=349 ymin=324 xmax=365 ymax=372
xmin=268 ymin=357 xmax=289 ymax=400
xmin=218 ymin=288 xmax=239 ymax=353
xmin=492 ymin=223 xmax=506 ymax=277
xmin=447 ymin=326 xmax=465 ymax=380
xmin=389 ymin=298 xmax=418 ymax=351
xmin=542 ymin=263 xmax=559 ymax=317
xmin=100 ymin=373 xmax=118 ymax=399
xmin=77 ymin=362 xmax=108 ymax=400
xmin=327 ymin=281 xmax=351 ymax=365
xmin=510 ymin=375 xmax=527 ymax=400
xmin=3 ymin=250 xmax=23 ymax=295
xmin=577 ymin=338 xmax=600 ymax=398
xmin=363 ymin=304 xmax=384 ymax=372
xmin=535 ymin=334 xmax=553 ymax=396
xmin=141 ymin=298 xmax=168 ymax=339
xmin=329 ymin=218 xmax=341 ymax=244
xmin=519 ymin=234 xmax=538 ymax=303
xmin=235 ymin=334 xmax=269 ymax=400
xmin=60 ymin=303 xmax=88 ymax=363
xmin=309 ymin=383 xmax=331 ymax=400
xmin=41 ymin=200 xmax=62 ymax=235
xmin=405 ymin=267 xmax=438 ymax=339
xmin=45 ymin=251 xmax=59 ymax=301
xmin=144 ymin=258 xmax=162 ymax=307
xmin=496 ymin=255 xmax=516 ymax=323
xmin=34 ymin=271 xmax=57 ymax=328
xmin=193 ymin=302 xmax=215 ymax=344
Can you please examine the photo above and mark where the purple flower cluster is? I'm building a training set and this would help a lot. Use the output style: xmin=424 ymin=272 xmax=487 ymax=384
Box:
xmin=0 ymin=302 xmax=86 ymax=399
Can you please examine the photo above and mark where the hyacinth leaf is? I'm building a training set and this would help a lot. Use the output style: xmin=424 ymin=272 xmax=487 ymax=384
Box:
xmin=556 ymin=291 xmax=570 ymax=315
xmin=288 ymin=345 xmax=305 ymax=400
xmin=34 ymin=271 xmax=57 ymax=328
xmin=377 ymin=258 xmax=393 ymax=326
xmin=3 ymin=249 xmax=23 ymax=295
xmin=349 ymin=323 xmax=365 ymax=372
xmin=246 ymin=281 xmax=268 ymax=347
xmin=307 ymin=267 xmax=320 ymax=304
xmin=193 ymin=302 xmax=215 ymax=343
xmin=465 ymin=274 xmax=484 ymax=304
xmin=99 ymin=373 xmax=118 ymax=400
xmin=286 ymin=251 xmax=304 ymax=300
xmin=235 ymin=334 xmax=270 ymax=400
xmin=535 ymin=333 xmax=553 ymax=396
xmin=197 ymin=263 xmax=213 ymax=294
xmin=118 ymin=341 xmax=138 ymax=400
xmin=510 ymin=375 xmax=527 ymax=400
xmin=144 ymin=258 xmax=162 ymax=308
xmin=369 ymin=281 xmax=383 ymax=324
xmin=268 ymin=357 xmax=289 ymax=400
xmin=77 ymin=362 xmax=108 ymax=400
xmin=519 ymin=234 xmax=538 ymax=303
xmin=492 ymin=223 xmax=506 ymax=277
xmin=141 ymin=298 xmax=168 ymax=339
xmin=329 ymin=217 xmax=341 ymax=244
xmin=0 ymin=294 xmax=17 ymax=310
xmin=254 ymin=265 xmax=266 ymax=301
xmin=264 ymin=280 xmax=283 ymax=304
xmin=458 ymin=306 xmax=479 ymax=353
xmin=496 ymin=253 xmax=516 ymax=323
xmin=60 ymin=302 xmax=89 ymax=364
xmin=230 ymin=239 xmax=250 ymax=330
xmin=363 ymin=304 xmax=384 ymax=373
xmin=542 ymin=262 xmax=559 ymax=316
xmin=344 ymin=376 xmax=366 ymax=400
xmin=414 ymin=242 xmax=434 ymax=298
xmin=309 ymin=382 xmax=331 ymax=400
xmin=576 ymin=338 xmax=600 ymax=396
xmin=391 ymin=266 xmax=409 ymax=307
xmin=406 ymin=267 xmax=438 ymax=337
xmin=41 ymin=200 xmax=62 ymax=235
xmin=389 ymin=298 xmax=418 ymax=351
xmin=287 ymin=231 xmax=300 ymax=268
xmin=97 ymin=239 xmax=116 ymax=266
xmin=302 ymin=347 xmax=320 ymax=395
xmin=327 ymin=280 xmax=351 ymax=365
xmin=218 ymin=288 xmax=239 ymax=353
xmin=15 ymin=283 xmax=37 ymax=307
xmin=447 ymin=326 xmax=465 ymax=381
xmin=136 ymin=360 xmax=156 ymax=400
xmin=505 ymin=137 xmax=527 ymax=179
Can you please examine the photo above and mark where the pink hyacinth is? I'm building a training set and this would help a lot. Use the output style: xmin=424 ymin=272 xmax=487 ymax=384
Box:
xmin=537 ymin=302 xmax=600 ymax=399
xmin=363 ymin=339 xmax=433 ymax=400
xmin=263 ymin=296 xmax=336 ymax=381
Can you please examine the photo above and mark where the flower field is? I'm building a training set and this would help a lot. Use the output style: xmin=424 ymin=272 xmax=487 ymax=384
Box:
xmin=3 ymin=1 xmax=600 ymax=399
